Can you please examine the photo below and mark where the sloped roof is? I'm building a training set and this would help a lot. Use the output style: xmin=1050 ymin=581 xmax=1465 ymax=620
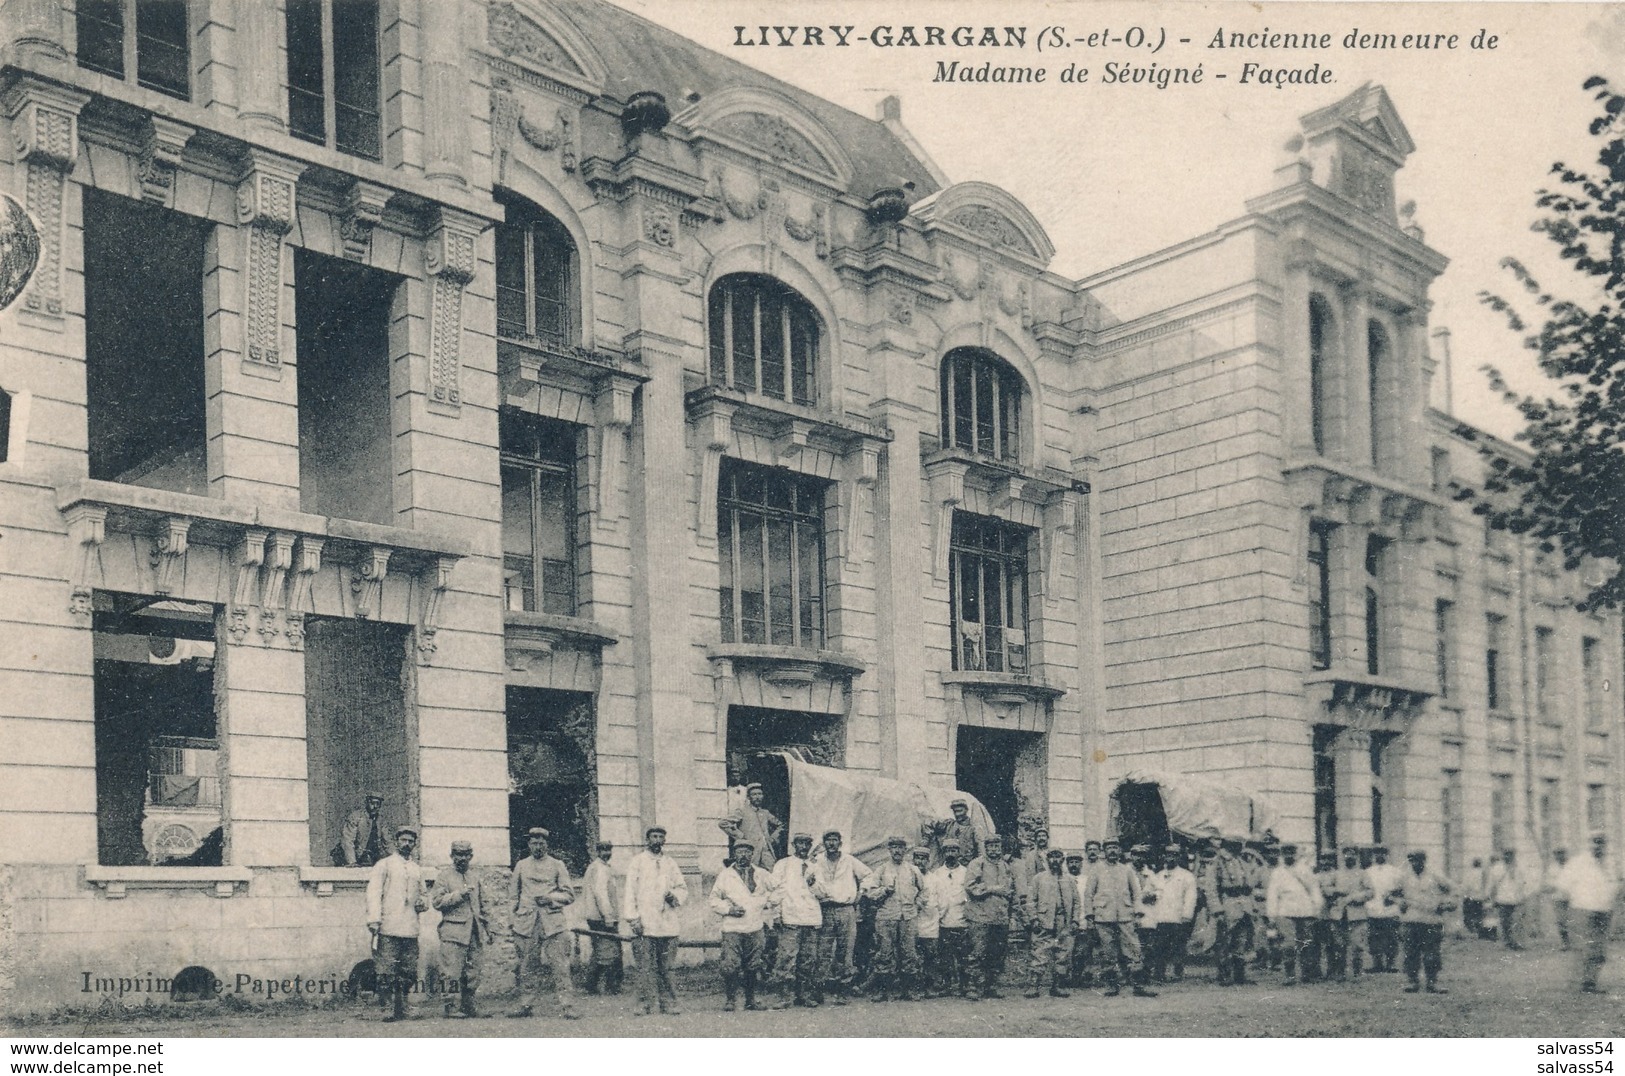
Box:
xmin=550 ymin=0 xmax=942 ymax=199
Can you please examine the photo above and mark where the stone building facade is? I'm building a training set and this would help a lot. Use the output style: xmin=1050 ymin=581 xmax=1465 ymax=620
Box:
xmin=0 ymin=0 xmax=1617 ymax=1012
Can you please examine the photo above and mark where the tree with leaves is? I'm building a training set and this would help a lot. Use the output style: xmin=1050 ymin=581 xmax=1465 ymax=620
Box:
xmin=1471 ymin=75 xmax=1625 ymax=611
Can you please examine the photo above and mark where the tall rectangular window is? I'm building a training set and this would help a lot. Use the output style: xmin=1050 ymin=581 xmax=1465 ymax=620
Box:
xmin=718 ymin=460 xmax=828 ymax=648
xmin=1435 ymin=598 xmax=1454 ymax=696
xmin=1583 ymin=636 xmax=1606 ymax=731
xmin=949 ymin=512 xmax=1032 ymax=673
xmin=1308 ymin=522 xmax=1333 ymax=670
xmin=1491 ymin=773 xmax=1514 ymax=853
xmin=501 ymin=414 xmax=579 ymax=616
xmin=1313 ymin=725 xmax=1338 ymax=857
xmin=1430 ymin=447 xmax=1451 ymax=493
xmin=1486 ymin=613 xmax=1505 ymax=711
xmin=1535 ymin=626 xmax=1555 ymax=720
xmin=1586 ymin=783 xmax=1607 ymax=834
xmin=1364 ymin=534 xmax=1389 ymax=676
xmin=76 ymin=0 xmax=191 ymax=100
xmin=286 ymin=0 xmax=381 ymax=160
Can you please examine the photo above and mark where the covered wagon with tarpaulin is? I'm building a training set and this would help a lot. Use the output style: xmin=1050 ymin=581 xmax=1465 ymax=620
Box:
xmin=1111 ymin=771 xmax=1279 ymax=851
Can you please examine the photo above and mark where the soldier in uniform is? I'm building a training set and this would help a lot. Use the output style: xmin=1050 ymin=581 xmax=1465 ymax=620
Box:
xmin=1024 ymin=848 xmax=1075 ymax=998
xmin=936 ymin=798 xmax=983 ymax=863
xmin=431 ymin=839 xmax=489 ymax=1018
xmin=580 ymin=839 xmax=623 ymax=995
xmin=365 ymin=825 xmax=428 ymax=1023
xmin=719 ymin=782 xmax=782 ymax=869
xmin=1397 ymin=850 xmax=1456 ymax=994
xmin=1214 ymin=837 xmax=1257 ymax=986
xmin=911 ymin=846 xmax=947 ymax=997
xmin=1072 ymin=841 xmax=1104 ymax=985
xmin=507 ymin=827 xmax=578 ymax=1020
xmin=1264 ymin=843 xmax=1323 ymax=985
xmin=1083 ymin=839 xmax=1156 ymax=997
xmin=1324 ymin=845 xmax=1374 ymax=979
xmin=963 ymin=833 xmax=1015 ymax=1000
xmin=863 ymin=836 xmax=927 ymax=1002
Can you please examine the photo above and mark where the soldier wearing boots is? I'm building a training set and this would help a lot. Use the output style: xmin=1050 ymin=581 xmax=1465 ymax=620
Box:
xmin=912 ymin=847 xmax=947 ymax=996
xmin=767 ymin=833 xmax=822 ymax=1008
xmin=365 ymin=825 xmax=428 ymax=1023
xmin=864 ymin=836 xmax=927 ymax=1001
xmin=1083 ymin=839 xmax=1157 ymax=997
xmin=1264 ymin=843 xmax=1323 ymax=985
xmin=1070 ymin=843 xmax=1103 ymax=985
xmin=581 ymin=839 xmax=624 ymax=996
xmin=710 ymin=839 xmax=772 ymax=1011
xmin=507 ymin=827 xmax=578 ymax=1021
xmin=1324 ymin=846 xmax=1373 ymax=980
xmin=963 ymin=834 xmax=1015 ymax=1000
xmin=1398 ymin=850 xmax=1456 ymax=994
xmin=1213 ymin=837 xmax=1257 ymax=986
xmin=431 ymin=839 xmax=489 ymax=1018
xmin=1024 ymin=848 xmax=1075 ymax=998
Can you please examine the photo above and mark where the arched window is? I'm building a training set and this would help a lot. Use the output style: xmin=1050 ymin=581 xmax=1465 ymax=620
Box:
xmin=1367 ymin=320 xmax=1391 ymax=469
xmin=1308 ymin=295 xmax=1334 ymax=455
xmin=940 ymin=348 xmax=1023 ymax=463
xmin=495 ymin=194 xmax=578 ymax=350
xmin=708 ymin=274 xmax=819 ymax=405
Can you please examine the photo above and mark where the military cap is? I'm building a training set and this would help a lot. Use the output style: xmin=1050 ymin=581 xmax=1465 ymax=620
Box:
xmin=526 ymin=826 xmax=550 ymax=839
xmin=1102 ymin=838 xmax=1121 ymax=848
xmin=950 ymin=797 xmax=969 ymax=809
xmin=1064 ymin=851 xmax=1084 ymax=861
xmin=983 ymin=833 xmax=1004 ymax=845
xmin=941 ymin=839 xmax=963 ymax=851
xmin=1084 ymin=839 xmax=1103 ymax=849
xmin=364 ymin=791 xmax=384 ymax=801
xmin=744 ymin=782 xmax=763 ymax=792
xmin=1046 ymin=847 xmax=1065 ymax=858
xmin=449 ymin=839 xmax=473 ymax=854
xmin=645 ymin=825 xmax=667 ymax=838
xmin=732 ymin=838 xmax=756 ymax=851
xmin=822 ymin=829 xmax=843 ymax=841
xmin=1034 ymin=825 xmax=1051 ymax=835
xmin=792 ymin=831 xmax=814 ymax=843
xmin=1406 ymin=849 xmax=1426 ymax=860
xmin=910 ymin=846 xmax=932 ymax=858
xmin=887 ymin=835 xmax=909 ymax=848
xmin=396 ymin=825 xmax=419 ymax=838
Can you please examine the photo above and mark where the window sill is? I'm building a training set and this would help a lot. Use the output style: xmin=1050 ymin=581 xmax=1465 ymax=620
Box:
xmin=297 ymin=865 xmax=374 ymax=896
xmin=941 ymin=671 xmax=1064 ymax=706
xmin=706 ymin=644 xmax=867 ymax=686
xmin=84 ymin=865 xmax=252 ymax=899
xmin=505 ymin=612 xmax=619 ymax=651
xmin=921 ymin=448 xmax=1085 ymax=498
xmin=684 ymin=384 xmax=892 ymax=450
xmin=498 ymin=336 xmax=649 ymax=388
xmin=1302 ymin=670 xmax=1434 ymax=724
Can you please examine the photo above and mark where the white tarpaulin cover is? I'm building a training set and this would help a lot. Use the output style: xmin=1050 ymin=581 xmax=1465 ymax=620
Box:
xmin=1120 ymin=770 xmax=1279 ymax=842
xmin=778 ymin=754 xmax=997 ymax=866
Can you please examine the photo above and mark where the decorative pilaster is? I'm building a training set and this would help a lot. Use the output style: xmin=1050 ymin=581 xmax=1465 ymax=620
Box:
xmin=351 ymin=547 xmax=391 ymax=619
xmin=64 ymin=504 xmax=107 ymax=621
xmin=6 ymin=0 xmax=69 ymax=69
xmin=421 ymin=0 xmax=470 ymax=188
xmin=693 ymin=397 xmax=736 ymax=541
xmin=235 ymin=152 xmax=302 ymax=376
xmin=149 ymin=518 xmax=192 ymax=596
xmin=424 ymin=208 xmax=481 ymax=413
xmin=285 ymin=537 xmax=324 ymax=650
xmin=138 ymin=117 xmax=193 ymax=206
xmin=227 ymin=528 xmax=268 ymax=645
xmin=4 ymin=81 xmax=89 ymax=325
xmin=415 ymin=556 xmax=458 ymax=664
xmin=594 ymin=377 xmax=636 ymax=528
xmin=339 ymin=180 xmax=392 ymax=262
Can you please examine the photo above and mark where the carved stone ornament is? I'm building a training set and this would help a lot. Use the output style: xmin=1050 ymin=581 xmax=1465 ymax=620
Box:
xmin=487 ymin=2 xmax=583 ymax=74
xmin=948 ymin=205 xmax=1037 ymax=256
xmin=425 ymin=212 xmax=480 ymax=409
xmin=138 ymin=117 xmax=192 ymax=207
xmin=0 ymin=192 xmax=41 ymax=314
xmin=339 ymin=180 xmax=392 ymax=262
xmin=5 ymin=84 xmax=88 ymax=321
xmin=712 ymin=112 xmax=829 ymax=175
xmin=1338 ymin=148 xmax=1395 ymax=218
xmin=236 ymin=155 xmax=301 ymax=373
xmin=642 ymin=204 xmax=676 ymax=247
xmin=715 ymin=169 xmax=764 ymax=221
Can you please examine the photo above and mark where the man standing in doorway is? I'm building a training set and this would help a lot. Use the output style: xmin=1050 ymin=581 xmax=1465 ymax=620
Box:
xmin=719 ymin=782 xmax=782 ymax=869
xmin=365 ymin=824 xmax=428 ymax=1023
xmin=937 ymin=798 xmax=983 ymax=863
xmin=340 ymin=793 xmax=389 ymax=867
xmin=623 ymin=824 xmax=688 ymax=1015
xmin=431 ymin=839 xmax=488 ymax=1018
xmin=507 ymin=827 xmax=577 ymax=1021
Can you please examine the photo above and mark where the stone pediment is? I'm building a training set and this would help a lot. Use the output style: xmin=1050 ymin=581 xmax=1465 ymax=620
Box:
xmin=678 ymin=88 xmax=854 ymax=188
xmin=711 ymin=112 xmax=832 ymax=177
xmin=485 ymin=1 xmax=606 ymax=98
xmin=913 ymin=181 xmax=1055 ymax=267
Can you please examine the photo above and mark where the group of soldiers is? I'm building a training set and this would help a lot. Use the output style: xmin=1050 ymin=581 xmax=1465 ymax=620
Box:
xmin=357 ymin=789 xmax=1618 ymax=1022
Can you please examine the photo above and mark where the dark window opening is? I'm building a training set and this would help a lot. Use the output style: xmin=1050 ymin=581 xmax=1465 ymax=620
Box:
xmin=718 ymin=459 xmax=828 ymax=648
xmin=305 ymin=618 xmax=410 ymax=866
xmin=0 ymin=388 xmax=11 ymax=463
xmin=708 ymin=274 xmax=820 ymax=406
xmin=1435 ymin=598 xmax=1454 ymax=696
xmin=1486 ymin=613 xmax=1505 ymax=711
xmin=1363 ymin=534 xmax=1389 ymax=676
xmin=1313 ymin=725 xmax=1338 ymax=858
xmin=1534 ymin=626 xmax=1554 ymax=719
xmin=1308 ymin=521 xmax=1333 ymax=670
xmin=294 ymin=249 xmax=398 ymax=525
xmin=507 ymin=687 xmax=597 ymax=875
xmin=77 ymin=0 xmax=190 ymax=100
xmin=495 ymin=195 xmax=578 ymax=350
xmin=1368 ymin=320 xmax=1390 ymax=470
xmin=1490 ymin=773 xmax=1513 ymax=853
xmin=1308 ymin=294 xmax=1333 ymax=455
xmin=1441 ymin=769 xmax=1463 ymax=880
xmin=949 ymin=511 xmax=1032 ymax=673
xmin=1583 ymin=636 xmax=1605 ymax=731
xmin=93 ymin=596 xmax=220 ymax=867
xmin=940 ymin=348 xmax=1022 ymax=462
xmin=84 ymin=189 xmax=208 ymax=494
xmin=501 ymin=412 xmax=579 ymax=616
xmin=286 ymin=0 xmax=381 ymax=160
xmin=955 ymin=725 xmax=1046 ymax=841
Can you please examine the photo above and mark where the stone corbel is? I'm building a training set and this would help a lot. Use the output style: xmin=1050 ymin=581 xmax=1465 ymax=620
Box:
xmin=594 ymin=377 xmax=636 ymax=528
xmin=4 ymin=80 xmax=90 ymax=322
xmin=1042 ymin=490 xmax=1079 ymax=586
xmin=258 ymin=532 xmax=294 ymax=643
xmin=415 ymin=556 xmax=457 ymax=664
xmin=64 ymin=504 xmax=106 ymax=621
xmin=149 ymin=518 xmax=192 ymax=596
xmin=694 ymin=397 xmax=737 ymax=542
xmin=843 ymin=441 xmax=881 ymax=569
xmin=227 ymin=528 xmax=268 ymax=645
xmin=929 ymin=461 xmax=969 ymax=584
xmin=138 ymin=116 xmax=192 ymax=206
xmin=424 ymin=208 xmax=482 ymax=412
xmin=1346 ymin=483 xmax=1379 ymax=527
xmin=774 ymin=419 xmax=812 ymax=465
xmin=285 ymin=537 xmax=324 ymax=650
xmin=1072 ymin=405 xmax=1100 ymax=467
xmin=351 ymin=547 xmax=392 ymax=620
xmin=339 ymin=180 xmax=392 ymax=262
xmin=236 ymin=151 xmax=303 ymax=376
xmin=994 ymin=474 xmax=1027 ymax=514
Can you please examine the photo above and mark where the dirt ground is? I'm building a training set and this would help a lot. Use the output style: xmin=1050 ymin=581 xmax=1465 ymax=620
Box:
xmin=9 ymin=937 xmax=1621 ymax=1039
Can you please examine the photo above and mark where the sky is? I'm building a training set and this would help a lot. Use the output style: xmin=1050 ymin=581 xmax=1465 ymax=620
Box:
xmin=620 ymin=0 xmax=1625 ymax=441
